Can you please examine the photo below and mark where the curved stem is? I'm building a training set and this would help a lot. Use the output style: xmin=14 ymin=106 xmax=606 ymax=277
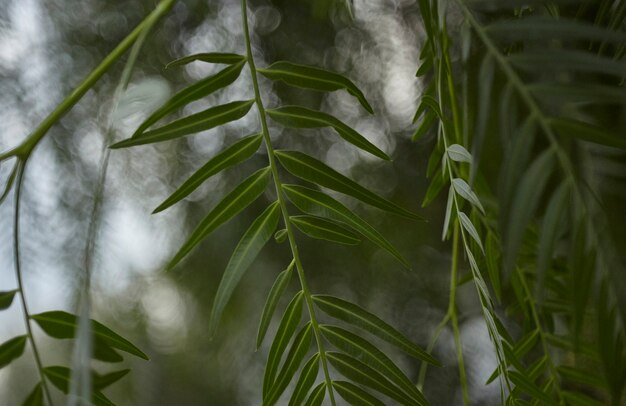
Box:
xmin=241 ymin=1 xmax=336 ymax=404
xmin=2 ymin=0 xmax=176 ymax=159
xmin=449 ymin=224 xmax=470 ymax=405
xmin=13 ymin=160 xmax=54 ymax=406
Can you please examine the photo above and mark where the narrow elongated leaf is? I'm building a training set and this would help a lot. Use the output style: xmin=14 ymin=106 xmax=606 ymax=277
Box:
xmin=165 ymin=52 xmax=246 ymax=69
xmin=451 ymin=178 xmax=485 ymax=214
xmin=42 ymin=366 xmax=114 ymax=406
xmin=289 ymin=353 xmax=320 ymax=406
xmin=209 ymin=202 xmax=281 ymax=337
xmin=412 ymin=110 xmax=436 ymax=142
xmin=486 ymin=17 xmax=626 ymax=43
xmin=0 ymin=336 xmax=27 ymax=369
xmin=93 ymin=339 xmax=123 ymax=363
xmin=282 ymin=185 xmax=409 ymax=268
xmin=257 ymin=260 xmax=295 ymax=349
xmin=509 ymin=370 xmax=556 ymax=405
xmin=442 ymin=185 xmax=454 ymax=240
xmin=422 ymin=169 xmax=446 ymax=208
xmin=447 ymin=144 xmax=472 ymax=164
xmin=265 ymin=323 xmax=313 ymax=405
xmin=458 ymin=212 xmax=484 ymax=253
xmin=167 ymin=167 xmax=271 ymax=270
xmin=149 ymin=62 xmax=247 ymax=134
xmin=263 ymin=291 xmax=304 ymax=397
xmin=22 ymin=384 xmax=43 ymax=406
xmin=130 ymin=61 xmax=246 ymax=137
xmin=504 ymin=150 xmax=555 ymax=277
xmin=549 ymin=117 xmax=626 ymax=150
xmin=509 ymin=50 xmax=626 ymax=77
xmin=274 ymin=229 xmax=287 ymax=243
xmin=31 ymin=311 xmax=148 ymax=360
xmin=0 ymin=289 xmax=18 ymax=310
xmin=290 ymin=215 xmax=361 ymax=245
xmin=333 ymin=381 xmax=385 ymax=406
xmin=267 ymin=106 xmax=388 ymax=160
xmin=275 ymin=150 xmax=423 ymax=221
xmin=562 ymin=391 xmax=605 ymax=406
xmin=472 ymin=54 xmax=494 ymax=183
xmin=320 ymin=325 xmax=426 ymax=404
xmin=327 ymin=352 xmax=418 ymax=406
xmin=258 ymin=61 xmax=373 ymax=113
xmin=112 ymin=99 xmax=255 ymax=148
xmin=536 ymin=183 xmax=568 ymax=300
xmin=93 ymin=369 xmax=130 ymax=390
xmin=153 ymin=133 xmax=263 ymax=213
xmin=528 ymin=83 xmax=626 ymax=105
xmin=557 ymin=366 xmax=606 ymax=389
xmin=313 ymin=295 xmax=439 ymax=365
xmin=304 ymin=382 xmax=326 ymax=406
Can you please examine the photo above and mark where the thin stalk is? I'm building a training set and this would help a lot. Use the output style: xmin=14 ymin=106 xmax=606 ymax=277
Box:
xmin=69 ymin=12 xmax=160 ymax=406
xmin=13 ymin=161 xmax=54 ymax=406
xmin=241 ymin=1 xmax=336 ymax=404
xmin=417 ymin=312 xmax=450 ymax=390
xmin=6 ymin=0 xmax=176 ymax=158
xmin=449 ymin=224 xmax=470 ymax=406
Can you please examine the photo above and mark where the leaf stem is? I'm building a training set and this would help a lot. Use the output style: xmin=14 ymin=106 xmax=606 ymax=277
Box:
xmin=13 ymin=160 xmax=54 ymax=406
xmin=1 ymin=0 xmax=176 ymax=159
xmin=449 ymin=223 xmax=471 ymax=405
xmin=241 ymin=1 xmax=336 ymax=404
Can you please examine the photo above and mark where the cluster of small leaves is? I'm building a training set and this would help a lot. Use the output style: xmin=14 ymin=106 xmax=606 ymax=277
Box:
xmin=110 ymin=2 xmax=438 ymax=403
xmin=0 ymin=290 xmax=147 ymax=405
xmin=415 ymin=0 xmax=626 ymax=403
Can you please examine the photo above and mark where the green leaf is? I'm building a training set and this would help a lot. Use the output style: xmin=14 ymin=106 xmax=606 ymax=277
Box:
xmin=320 ymin=325 xmax=425 ymax=404
xmin=263 ymin=291 xmax=304 ymax=397
xmin=130 ymin=61 xmax=246 ymax=137
xmin=22 ymin=384 xmax=43 ymax=406
xmin=509 ymin=50 xmax=626 ymax=77
xmin=458 ymin=212 xmax=484 ymax=253
xmin=288 ymin=353 xmax=320 ymax=406
xmin=447 ymin=144 xmax=472 ymax=164
xmin=153 ymin=133 xmax=263 ymax=213
xmin=111 ymin=99 xmax=255 ymax=148
xmin=313 ymin=295 xmax=439 ymax=366
xmin=549 ymin=117 xmax=626 ymax=150
xmin=258 ymin=61 xmax=373 ymax=114
xmin=451 ymin=178 xmax=485 ymax=214
xmin=167 ymin=167 xmax=271 ymax=270
xmin=327 ymin=352 xmax=418 ymax=406
xmin=557 ymin=366 xmax=607 ymax=389
xmin=528 ymin=83 xmax=626 ymax=106
xmin=290 ymin=215 xmax=361 ymax=245
xmin=208 ymin=202 xmax=281 ymax=337
xmin=422 ymin=168 xmax=446 ymax=208
xmin=536 ymin=182 xmax=568 ymax=300
xmin=274 ymin=229 xmax=288 ymax=243
xmin=275 ymin=150 xmax=423 ymax=221
xmin=472 ymin=54 xmax=494 ymax=183
xmin=265 ymin=323 xmax=313 ymax=405
xmin=94 ymin=369 xmax=130 ymax=390
xmin=92 ymin=340 xmax=124 ymax=363
xmin=562 ymin=391 xmax=605 ymax=406
xmin=257 ymin=261 xmax=295 ymax=349
xmin=442 ymin=185 xmax=454 ymax=240
xmin=509 ymin=370 xmax=556 ymax=405
xmin=267 ymin=106 xmax=388 ymax=160
xmin=412 ymin=110 xmax=436 ymax=142
xmin=42 ymin=366 xmax=114 ymax=406
xmin=282 ymin=185 xmax=410 ymax=268
xmin=0 ymin=289 xmax=18 ymax=310
xmin=31 ymin=311 xmax=148 ymax=360
xmin=304 ymin=382 xmax=326 ymax=406
xmin=486 ymin=17 xmax=626 ymax=43
xmin=0 ymin=335 xmax=27 ymax=369
xmin=165 ymin=52 xmax=246 ymax=69
xmin=333 ymin=380 xmax=385 ymax=406
xmin=503 ymin=150 xmax=555 ymax=278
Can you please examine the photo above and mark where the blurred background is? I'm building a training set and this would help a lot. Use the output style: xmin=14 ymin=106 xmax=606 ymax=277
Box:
xmin=0 ymin=0 xmax=502 ymax=404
